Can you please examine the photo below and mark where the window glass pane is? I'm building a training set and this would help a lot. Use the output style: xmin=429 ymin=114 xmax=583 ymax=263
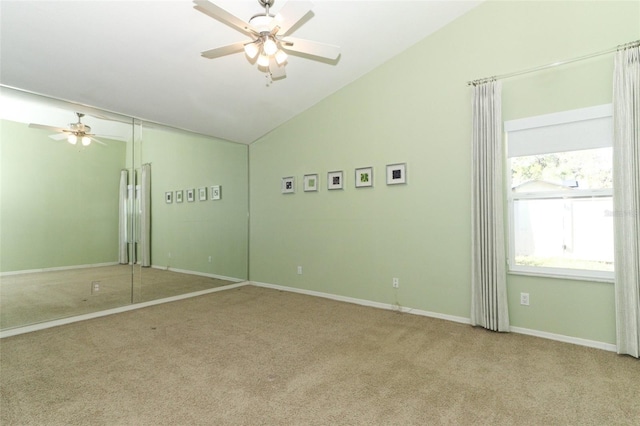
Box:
xmin=513 ymin=197 xmax=614 ymax=272
xmin=511 ymin=147 xmax=612 ymax=191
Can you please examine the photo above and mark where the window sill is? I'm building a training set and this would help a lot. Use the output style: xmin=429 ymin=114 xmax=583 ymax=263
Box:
xmin=507 ymin=269 xmax=614 ymax=284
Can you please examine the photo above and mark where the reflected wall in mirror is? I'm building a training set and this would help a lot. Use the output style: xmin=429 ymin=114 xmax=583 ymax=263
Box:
xmin=0 ymin=87 xmax=249 ymax=332
xmin=131 ymin=124 xmax=249 ymax=303
xmin=0 ymin=87 xmax=135 ymax=329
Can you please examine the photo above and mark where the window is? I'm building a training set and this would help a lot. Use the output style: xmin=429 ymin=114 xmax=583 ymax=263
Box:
xmin=505 ymin=105 xmax=614 ymax=281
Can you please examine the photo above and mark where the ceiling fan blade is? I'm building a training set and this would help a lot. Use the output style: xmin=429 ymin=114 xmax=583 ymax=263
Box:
xmin=280 ymin=37 xmax=340 ymax=60
xmin=50 ymin=133 xmax=69 ymax=141
xmin=90 ymin=137 xmax=107 ymax=146
xmin=201 ymin=42 xmax=246 ymax=59
xmin=28 ymin=123 xmax=66 ymax=133
xmin=193 ymin=0 xmax=257 ymax=36
xmin=272 ymin=0 xmax=313 ymax=35
xmin=94 ymin=134 xmax=128 ymax=142
xmin=269 ymin=57 xmax=286 ymax=80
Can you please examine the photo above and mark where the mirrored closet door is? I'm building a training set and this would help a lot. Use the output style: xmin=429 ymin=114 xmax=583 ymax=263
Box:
xmin=0 ymin=87 xmax=249 ymax=332
xmin=130 ymin=122 xmax=249 ymax=304
xmin=0 ymin=87 xmax=136 ymax=329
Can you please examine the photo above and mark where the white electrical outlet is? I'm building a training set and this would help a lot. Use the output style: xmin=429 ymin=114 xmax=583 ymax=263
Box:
xmin=297 ymin=266 xmax=303 ymax=275
xmin=208 ymin=256 xmax=212 ymax=263
xmin=392 ymin=278 xmax=399 ymax=288
xmin=520 ymin=292 xmax=530 ymax=306
xmin=91 ymin=281 xmax=101 ymax=294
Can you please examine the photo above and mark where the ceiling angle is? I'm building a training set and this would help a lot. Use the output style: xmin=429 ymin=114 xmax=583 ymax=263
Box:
xmin=193 ymin=0 xmax=341 ymax=81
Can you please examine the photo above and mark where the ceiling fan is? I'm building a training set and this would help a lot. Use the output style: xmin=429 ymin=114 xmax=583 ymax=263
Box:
xmin=29 ymin=112 xmax=106 ymax=146
xmin=193 ymin=0 xmax=340 ymax=80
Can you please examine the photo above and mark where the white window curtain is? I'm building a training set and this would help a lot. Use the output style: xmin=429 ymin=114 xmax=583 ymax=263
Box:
xmin=140 ymin=163 xmax=151 ymax=267
xmin=613 ymin=42 xmax=640 ymax=358
xmin=470 ymin=79 xmax=510 ymax=332
xmin=118 ymin=169 xmax=129 ymax=264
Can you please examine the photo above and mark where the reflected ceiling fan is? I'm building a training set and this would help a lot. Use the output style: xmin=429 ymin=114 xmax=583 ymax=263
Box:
xmin=29 ymin=112 xmax=106 ymax=146
xmin=193 ymin=0 xmax=340 ymax=80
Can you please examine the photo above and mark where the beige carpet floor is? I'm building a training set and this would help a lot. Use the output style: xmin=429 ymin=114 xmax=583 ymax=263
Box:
xmin=0 ymin=265 xmax=235 ymax=330
xmin=1 ymin=285 xmax=638 ymax=425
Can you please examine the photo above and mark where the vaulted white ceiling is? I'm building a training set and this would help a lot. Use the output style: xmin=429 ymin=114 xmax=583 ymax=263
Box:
xmin=0 ymin=0 xmax=481 ymax=144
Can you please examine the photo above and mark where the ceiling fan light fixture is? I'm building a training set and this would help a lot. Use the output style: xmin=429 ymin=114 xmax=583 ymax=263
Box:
xmin=67 ymin=134 xmax=78 ymax=145
xmin=82 ymin=136 xmax=91 ymax=146
xmin=244 ymin=41 xmax=260 ymax=59
xmin=257 ymin=53 xmax=270 ymax=67
xmin=263 ymin=36 xmax=278 ymax=56
xmin=275 ymin=49 xmax=288 ymax=65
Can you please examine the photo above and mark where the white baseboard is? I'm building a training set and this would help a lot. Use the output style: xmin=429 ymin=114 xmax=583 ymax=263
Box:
xmin=150 ymin=265 xmax=244 ymax=283
xmin=509 ymin=326 xmax=617 ymax=352
xmin=1 ymin=263 xmax=245 ymax=284
xmin=250 ymin=281 xmax=617 ymax=353
xmin=1 ymin=262 xmax=120 ymax=277
xmin=0 ymin=281 xmax=251 ymax=339
xmin=250 ymin=281 xmax=471 ymax=325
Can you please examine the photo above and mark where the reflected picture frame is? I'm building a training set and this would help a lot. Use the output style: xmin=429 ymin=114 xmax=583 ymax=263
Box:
xmin=165 ymin=191 xmax=173 ymax=204
xmin=187 ymin=188 xmax=195 ymax=202
xmin=199 ymin=187 xmax=207 ymax=201
xmin=175 ymin=190 xmax=183 ymax=203
xmin=386 ymin=163 xmax=407 ymax=185
xmin=304 ymin=174 xmax=318 ymax=192
xmin=210 ymin=185 xmax=221 ymax=200
xmin=282 ymin=176 xmax=295 ymax=194
xmin=327 ymin=171 xmax=343 ymax=190
xmin=355 ymin=167 xmax=373 ymax=188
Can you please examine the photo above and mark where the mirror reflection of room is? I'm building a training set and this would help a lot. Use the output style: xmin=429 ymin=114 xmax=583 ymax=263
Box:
xmin=0 ymin=88 xmax=249 ymax=331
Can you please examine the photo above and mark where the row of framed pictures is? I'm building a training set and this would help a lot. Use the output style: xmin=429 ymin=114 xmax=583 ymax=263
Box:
xmin=282 ymin=163 xmax=406 ymax=194
xmin=165 ymin=185 xmax=221 ymax=204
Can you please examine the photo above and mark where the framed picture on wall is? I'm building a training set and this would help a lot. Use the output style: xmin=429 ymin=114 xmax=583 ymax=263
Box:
xmin=198 ymin=187 xmax=207 ymax=201
xmin=175 ymin=190 xmax=183 ymax=203
xmin=187 ymin=188 xmax=195 ymax=202
xmin=386 ymin=163 xmax=407 ymax=185
xmin=281 ymin=176 xmax=295 ymax=194
xmin=210 ymin=185 xmax=221 ymax=200
xmin=303 ymin=174 xmax=318 ymax=192
xmin=355 ymin=167 xmax=373 ymax=188
xmin=165 ymin=191 xmax=173 ymax=204
xmin=327 ymin=171 xmax=343 ymax=190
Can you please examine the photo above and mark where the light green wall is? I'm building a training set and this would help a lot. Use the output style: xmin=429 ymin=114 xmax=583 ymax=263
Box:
xmin=0 ymin=116 xmax=249 ymax=280
xmin=0 ymin=119 xmax=126 ymax=272
xmin=249 ymin=1 xmax=640 ymax=344
xmin=140 ymin=126 xmax=249 ymax=280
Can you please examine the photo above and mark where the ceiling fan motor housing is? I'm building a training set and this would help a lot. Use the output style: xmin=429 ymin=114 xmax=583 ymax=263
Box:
xmin=69 ymin=122 xmax=90 ymax=134
xmin=249 ymin=14 xmax=274 ymax=34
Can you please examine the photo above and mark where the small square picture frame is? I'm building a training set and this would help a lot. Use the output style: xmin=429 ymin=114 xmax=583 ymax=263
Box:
xmin=175 ymin=190 xmax=183 ymax=203
xmin=355 ymin=167 xmax=373 ymax=188
xmin=282 ymin=176 xmax=295 ymax=194
xmin=210 ymin=185 xmax=221 ymax=200
xmin=198 ymin=187 xmax=207 ymax=201
xmin=165 ymin=191 xmax=173 ymax=204
xmin=327 ymin=171 xmax=343 ymax=190
xmin=187 ymin=188 xmax=195 ymax=202
xmin=303 ymin=174 xmax=318 ymax=192
xmin=386 ymin=163 xmax=407 ymax=185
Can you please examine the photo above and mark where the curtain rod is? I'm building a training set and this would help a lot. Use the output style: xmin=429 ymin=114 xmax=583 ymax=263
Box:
xmin=467 ymin=39 xmax=640 ymax=86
